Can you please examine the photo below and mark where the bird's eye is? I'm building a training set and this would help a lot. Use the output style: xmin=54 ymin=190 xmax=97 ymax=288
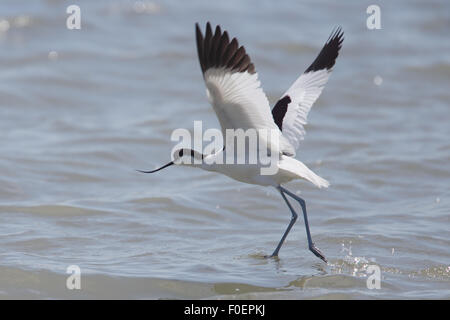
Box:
xmin=178 ymin=150 xmax=184 ymax=157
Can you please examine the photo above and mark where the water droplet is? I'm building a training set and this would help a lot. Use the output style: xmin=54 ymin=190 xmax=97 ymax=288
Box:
xmin=374 ymin=75 xmax=383 ymax=86
xmin=133 ymin=1 xmax=146 ymax=13
xmin=133 ymin=1 xmax=161 ymax=14
xmin=0 ymin=19 xmax=10 ymax=33
xmin=14 ymin=15 xmax=31 ymax=28
xmin=48 ymin=51 xmax=59 ymax=61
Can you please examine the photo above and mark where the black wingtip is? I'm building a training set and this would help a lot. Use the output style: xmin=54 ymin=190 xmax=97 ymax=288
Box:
xmin=327 ymin=26 xmax=343 ymax=42
xmin=330 ymin=26 xmax=344 ymax=46
xmin=195 ymin=22 xmax=256 ymax=76
xmin=305 ymin=26 xmax=344 ymax=73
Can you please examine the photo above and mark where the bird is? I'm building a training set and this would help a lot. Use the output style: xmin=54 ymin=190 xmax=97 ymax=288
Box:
xmin=139 ymin=22 xmax=344 ymax=263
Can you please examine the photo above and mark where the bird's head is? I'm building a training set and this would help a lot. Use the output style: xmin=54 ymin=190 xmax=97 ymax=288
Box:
xmin=137 ymin=148 xmax=204 ymax=174
xmin=172 ymin=148 xmax=204 ymax=165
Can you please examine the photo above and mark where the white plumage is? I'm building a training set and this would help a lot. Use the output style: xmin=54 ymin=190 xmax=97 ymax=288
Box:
xmin=204 ymin=67 xmax=295 ymax=157
xmin=279 ymin=69 xmax=331 ymax=151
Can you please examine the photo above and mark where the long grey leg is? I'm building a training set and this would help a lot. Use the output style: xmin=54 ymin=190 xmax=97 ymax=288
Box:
xmin=279 ymin=185 xmax=328 ymax=263
xmin=266 ymin=186 xmax=298 ymax=258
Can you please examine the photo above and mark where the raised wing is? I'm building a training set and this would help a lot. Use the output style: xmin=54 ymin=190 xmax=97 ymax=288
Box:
xmin=272 ymin=27 xmax=344 ymax=151
xmin=196 ymin=22 xmax=295 ymax=156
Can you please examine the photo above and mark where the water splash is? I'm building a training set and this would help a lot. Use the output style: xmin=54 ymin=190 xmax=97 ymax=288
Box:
xmin=330 ymin=241 xmax=375 ymax=278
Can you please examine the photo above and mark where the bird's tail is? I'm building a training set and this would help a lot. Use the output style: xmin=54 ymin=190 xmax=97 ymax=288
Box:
xmin=298 ymin=162 xmax=329 ymax=188
xmin=279 ymin=157 xmax=330 ymax=189
xmin=309 ymin=173 xmax=330 ymax=189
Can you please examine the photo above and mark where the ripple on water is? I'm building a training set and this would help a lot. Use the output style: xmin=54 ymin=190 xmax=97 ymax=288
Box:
xmin=0 ymin=204 xmax=110 ymax=217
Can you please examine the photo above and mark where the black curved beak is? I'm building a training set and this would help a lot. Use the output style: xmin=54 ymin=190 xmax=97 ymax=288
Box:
xmin=137 ymin=161 xmax=174 ymax=173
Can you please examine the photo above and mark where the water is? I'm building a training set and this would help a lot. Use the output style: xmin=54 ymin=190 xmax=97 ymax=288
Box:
xmin=0 ymin=0 xmax=449 ymax=299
